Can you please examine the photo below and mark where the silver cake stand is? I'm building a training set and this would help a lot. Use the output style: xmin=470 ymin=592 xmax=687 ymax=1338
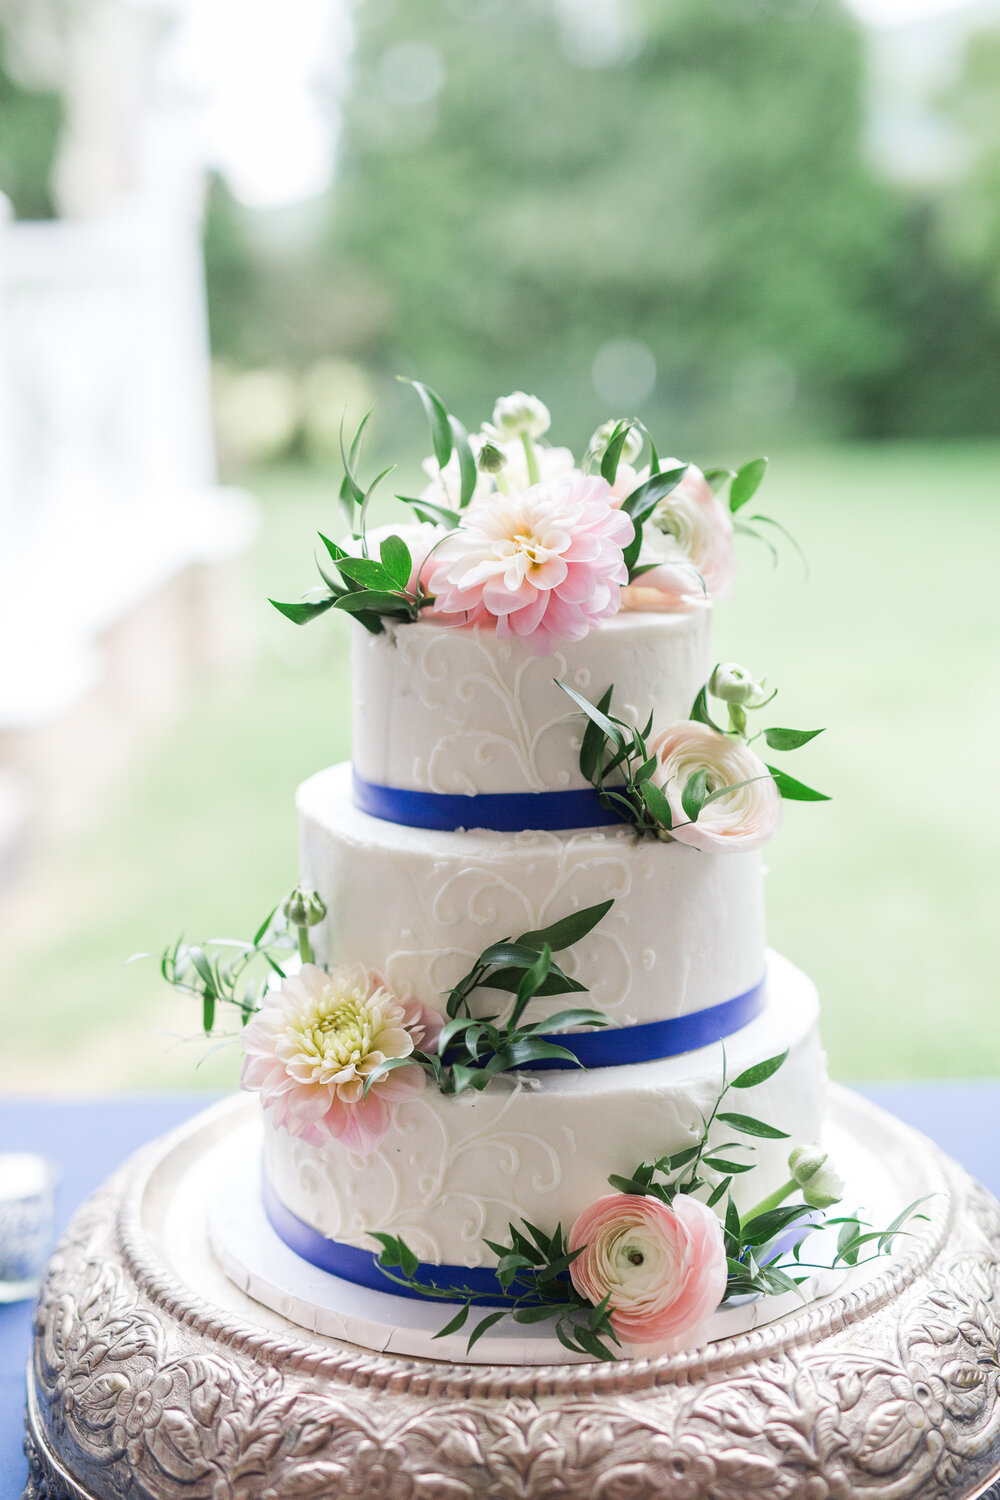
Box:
xmin=21 ymin=1085 xmax=1000 ymax=1500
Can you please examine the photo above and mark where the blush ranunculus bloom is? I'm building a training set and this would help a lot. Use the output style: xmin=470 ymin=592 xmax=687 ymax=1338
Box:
xmin=426 ymin=474 xmax=633 ymax=655
xmin=569 ymin=1192 xmax=728 ymax=1345
xmin=649 ymin=720 xmax=782 ymax=854
xmin=241 ymin=963 xmax=442 ymax=1157
xmin=620 ymin=463 xmax=735 ymax=611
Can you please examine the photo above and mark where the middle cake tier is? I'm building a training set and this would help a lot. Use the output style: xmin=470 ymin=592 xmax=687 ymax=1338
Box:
xmin=299 ymin=762 xmax=765 ymax=1028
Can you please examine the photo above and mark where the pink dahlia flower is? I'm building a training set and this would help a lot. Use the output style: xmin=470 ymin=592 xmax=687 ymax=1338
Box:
xmin=620 ymin=463 xmax=735 ymax=611
xmin=426 ymin=474 xmax=634 ymax=655
xmin=649 ymin=720 xmax=782 ymax=854
xmin=241 ymin=963 xmax=441 ymax=1157
xmin=569 ymin=1192 xmax=727 ymax=1345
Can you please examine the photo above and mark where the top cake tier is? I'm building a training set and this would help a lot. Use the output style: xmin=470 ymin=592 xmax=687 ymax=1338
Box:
xmin=352 ymin=608 xmax=711 ymax=799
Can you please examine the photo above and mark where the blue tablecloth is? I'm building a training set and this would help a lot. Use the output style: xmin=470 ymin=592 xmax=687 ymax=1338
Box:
xmin=2 ymin=1084 xmax=999 ymax=1496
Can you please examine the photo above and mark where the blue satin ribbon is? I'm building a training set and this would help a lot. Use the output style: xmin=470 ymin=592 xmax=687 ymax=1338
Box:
xmin=515 ymin=975 xmax=767 ymax=1071
xmin=352 ymin=769 xmax=620 ymax=832
xmin=262 ymin=1175 xmax=518 ymax=1306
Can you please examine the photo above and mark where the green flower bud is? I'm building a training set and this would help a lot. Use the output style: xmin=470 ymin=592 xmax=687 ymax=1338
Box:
xmin=491 ymin=391 xmax=551 ymax=439
xmin=477 ymin=440 xmax=507 ymax=474
xmin=589 ymin=418 xmax=643 ymax=467
xmin=282 ymin=886 xmax=327 ymax=929
xmin=788 ymin=1144 xmax=844 ymax=1209
xmin=709 ymin=661 xmax=770 ymax=708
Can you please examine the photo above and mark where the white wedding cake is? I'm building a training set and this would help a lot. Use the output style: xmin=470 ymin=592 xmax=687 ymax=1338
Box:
xmin=171 ymin=388 xmax=876 ymax=1361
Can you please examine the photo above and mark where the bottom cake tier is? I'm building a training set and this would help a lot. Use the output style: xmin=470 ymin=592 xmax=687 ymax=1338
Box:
xmin=262 ymin=948 xmax=825 ymax=1269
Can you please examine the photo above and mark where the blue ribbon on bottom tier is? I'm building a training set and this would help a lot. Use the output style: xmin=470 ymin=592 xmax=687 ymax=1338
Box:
xmin=352 ymin=770 xmax=621 ymax=832
xmin=262 ymin=1175 xmax=518 ymax=1306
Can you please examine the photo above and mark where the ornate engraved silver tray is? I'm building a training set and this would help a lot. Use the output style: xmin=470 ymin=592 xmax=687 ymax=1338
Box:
xmin=22 ymin=1085 xmax=1000 ymax=1499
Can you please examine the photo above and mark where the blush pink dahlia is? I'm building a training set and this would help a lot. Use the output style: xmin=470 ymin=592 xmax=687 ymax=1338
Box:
xmin=240 ymin=963 xmax=441 ymax=1157
xmin=569 ymin=1192 xmax=727 ymax=1345
xmin=426 ymin=475 xmax=634 ymax=655
xmin=649 ymin=720 xmax=782 ymax=853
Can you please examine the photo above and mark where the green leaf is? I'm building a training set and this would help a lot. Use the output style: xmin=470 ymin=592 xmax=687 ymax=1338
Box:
xmin=466 ymin=1309 xmax=506 ymax=1351
xmin=729 ymin=456 xmax=768 ymax=513
xmin=318 ymin=533 xmax=349 ymax=565
xmin=638 ymin=778 xmax=673 ymax=828
xmin=702 ymin=466 xmax=735 ymax=492
xmin=555 ymin=679 xmax=628 ymax=752
xmin=681 ymin=768 xmax=708 ymax=822
xmin=333 ymin=590 xmax=412 ymax=615
xmin=339 ymin=408 xmax=372 ymax=517
xmin=600 ymin=419 xmax=637 ymax=485
xmin=573 ymin=1326 xmax=619 ymax=1362
xmin=689 ymin=682 xmax=724 ymax=732
xmin=579 ymin=685 xmax=615 ymax=783
xmin=397 ymin=494 xmax=462 ymax=529
xmin=716 ymin=1112 xmax=790 ymax=1140
xmin=450 ymin=414 xmax=477 ymax=506
xmin=702 ymin=1156 xmax=756 ymax=1174
xmin=380 ymin=534 xmax=413 ymax=590
xmin=621 ymin=464 xmax=689 ymax=570
xmin=433 ymin=1302 xmax=472 ymax=1338
xmin=731 ymin=1051 xmax=789 ymax=1089
xmin=763 ymin=727 xmax=825 ymax=752
xmin=269 ymin=594 xmax=338 ymax=626
xmin=701 ymin=775 xmax=773 ymax=809
xmin=740 ymin=1203 xmax=812 ymax=1246
xmin=518 ymin=898 xmax=614 ymax=954
xmin=707 ymin=1177 xmax=733 ymax=1208
xmin=202 ymin=991 xmax=215 ymax=1033
xmin=252 ymin=903 xmax=280 ymax=947
xmin=401 ymin=377 xmax=453 ymax=469
xmin=335 ymin=556 xmax=396 ymax=589
xmin=509 ymin=943 xmax=553 ymax=1026
xmin=521 ymin=1007 xmax=611 ymax=1034
xmin=766 ymin=765 xmax=831 ymax=802
xmin=725 ymin=1197 xmax=742 ymax=1245
xmin=513 ymin=1303 xmax=559 ymax=1325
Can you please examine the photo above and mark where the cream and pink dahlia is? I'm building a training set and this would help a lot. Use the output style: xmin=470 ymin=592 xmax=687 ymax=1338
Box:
xmin=426 ymin=474 xmax=634 ymax=655
xmin=649 ymin=720 xmax=782 ymax=853
xmin=240 ymin=963 xmax=441 ymax=1157
xmin=569 ymin=1191 xmax=728 ymax=1345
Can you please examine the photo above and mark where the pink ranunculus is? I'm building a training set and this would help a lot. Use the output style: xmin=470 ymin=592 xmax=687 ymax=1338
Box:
xmin=426 ymin=474 xmax=634 ymax=655
xmin=649 ymin=720 xmax=782 ymax=854
xmin=620 ymin=463 xmax=735 ymax=611
xmin=569 ymin=1192 xmax=727 ymax=1345
xmin=241 ymin=963 xmax=442 ymax=1157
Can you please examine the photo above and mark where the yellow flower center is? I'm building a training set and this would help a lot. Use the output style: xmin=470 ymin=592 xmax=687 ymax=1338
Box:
xmin=302 ymin=996 xmax=376 ymax=1068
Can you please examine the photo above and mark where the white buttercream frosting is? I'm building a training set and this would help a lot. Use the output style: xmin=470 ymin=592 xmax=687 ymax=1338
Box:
xmin=351 ymin=610 xmax=712 ymax=796
xmin=263 ymin=950 xmax=826 ymax=1267
xmin=298 ymin=762 xmax=766 ymax=1029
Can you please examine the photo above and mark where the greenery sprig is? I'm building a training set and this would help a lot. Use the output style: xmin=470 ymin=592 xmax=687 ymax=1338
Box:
xmin=376 ymin=1049 xmax=929 ymax=1360
xmin=556 ymin=668 xmax=829 ymax=840
xmin=363 ymin=899 xmax=615 ymax=1098
xmin=373 ymin=1221 xmax=620 ymax=1361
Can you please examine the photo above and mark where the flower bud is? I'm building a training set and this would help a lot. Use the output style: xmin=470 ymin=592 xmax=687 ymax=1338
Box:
xmin=491 ymin=391 xmax=551 ymax=439
xmin=788 ymin=1145 xmax=844 ymax=1209
xmin=589 ymin=418 xmax=643 ymax=466
xmin=709 ymin=661 xmax=769 ymax=708
xmin=282 ymin=886 xmax=327 ymax=929
xmin=477 ymin=440 xmax=507 ymax=474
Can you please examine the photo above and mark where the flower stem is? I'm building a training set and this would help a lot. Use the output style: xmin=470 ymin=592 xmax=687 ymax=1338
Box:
xmin=521 ymin=432 xmax=540 ymax=486
xmin=298 ymin=926 xmax=314 ymax=966
xmin=744 ymin=1177 xmax=796 ymax=1222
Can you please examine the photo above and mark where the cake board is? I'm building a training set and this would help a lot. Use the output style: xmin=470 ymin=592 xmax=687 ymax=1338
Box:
xmin=22 ymin=1085 xmax=1000 ymax=1500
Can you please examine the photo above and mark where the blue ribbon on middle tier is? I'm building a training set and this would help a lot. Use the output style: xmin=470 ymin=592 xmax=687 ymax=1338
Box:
xmin=352 ymin=768 xmax=621 ymax=832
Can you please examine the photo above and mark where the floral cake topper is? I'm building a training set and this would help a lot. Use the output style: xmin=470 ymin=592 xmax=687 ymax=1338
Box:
xmin=271 ymin=379 xmax=792 ymax=655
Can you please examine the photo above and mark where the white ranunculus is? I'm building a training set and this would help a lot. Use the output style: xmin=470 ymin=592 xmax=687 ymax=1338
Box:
xmin=649 ymin=720 xmax=782 ymax=853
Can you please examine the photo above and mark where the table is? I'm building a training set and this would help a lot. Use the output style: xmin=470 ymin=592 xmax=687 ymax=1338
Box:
xmin=3 ymin=1084 xmax=999 ymax=1498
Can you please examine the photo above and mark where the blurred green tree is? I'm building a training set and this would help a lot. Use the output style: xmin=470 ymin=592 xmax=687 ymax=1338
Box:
xmin=325 ymin=0 xmax=905 ymax=448
xmin=0 ymin=36 xmax=62 ymax=219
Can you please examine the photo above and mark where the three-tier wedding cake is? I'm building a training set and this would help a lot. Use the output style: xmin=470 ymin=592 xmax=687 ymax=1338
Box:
xmin=171 ymin=386 xmax=878 ymax=1362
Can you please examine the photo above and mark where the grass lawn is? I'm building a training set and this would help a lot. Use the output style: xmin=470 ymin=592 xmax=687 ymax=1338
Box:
xmin=1 ymin=442 xmax=998 ymax=1092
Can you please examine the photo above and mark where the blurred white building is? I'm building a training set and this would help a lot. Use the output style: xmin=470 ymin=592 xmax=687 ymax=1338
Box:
xmin=0 ymin=0 xmax=259 ymax=855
